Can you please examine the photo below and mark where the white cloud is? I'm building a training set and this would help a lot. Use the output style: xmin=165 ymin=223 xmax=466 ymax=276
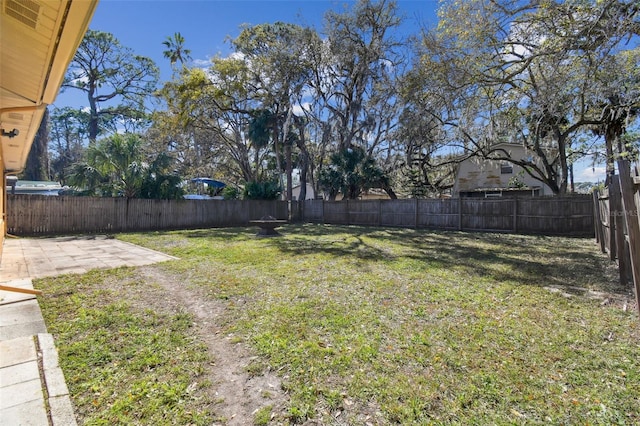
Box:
xmin=577 ymin=166 xmax=606 ymax=182
xmin=504 ymin=21 xmax=545 ymax=62
xmin=229 ymin=51 xmax=246 ymax=61
xmin=66 ymin=72 xmax=89 ymax=86
xmin=292 ymin=102 xmax=312 ymax=116
xmin=192 ymin=58 xmax=211 ymax=67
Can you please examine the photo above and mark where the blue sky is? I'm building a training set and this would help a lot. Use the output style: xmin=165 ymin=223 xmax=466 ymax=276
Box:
xmin=59 ymin=0 xmax=439 ymax=84
xmin=53 ymin=0 xmax=606 ymax=183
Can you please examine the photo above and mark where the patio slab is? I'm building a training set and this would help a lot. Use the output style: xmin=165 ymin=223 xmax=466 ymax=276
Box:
xmin=1 ymin=235 xmax=178 ymax=281
xmin=0 ymin=235 xmax=178 ymax=425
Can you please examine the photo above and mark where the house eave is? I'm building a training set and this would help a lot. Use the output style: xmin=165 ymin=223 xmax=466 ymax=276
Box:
xmin=1 ymin=0 xmax=98 ymax=172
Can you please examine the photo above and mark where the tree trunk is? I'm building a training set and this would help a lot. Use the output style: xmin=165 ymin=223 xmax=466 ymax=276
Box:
xmin=298 ymin=155 xmax=308 ymax=202
xmin=382 ymin=183 xmax=398 ymax=200
xmin=272 ymin=125 xmax=283 ymax=192
xmin=286 ymin=143 xmax=293 ymax=201
xmin=22 ymin=108 xmax=50 ymax=181
xmin=605 ymin=126 xmax=616 ymax=179
xmin=88 ymin=84 xmax=99 ymax=143
xmin=296 ymin=123 xmax=308 ymax=202
xmin=569 ymin=163 xmax=574 ymax=193
xmin=557 ymin=134 xmax=569 ymax=194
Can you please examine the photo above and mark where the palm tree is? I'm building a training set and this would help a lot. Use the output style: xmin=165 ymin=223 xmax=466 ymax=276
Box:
xmin=67 ymin=133 xmax=144 ymax=197
xmin=162 ymin=32 xmax=192 ymax=67
xmin=67 ymin=133 xmax=183 ymax=199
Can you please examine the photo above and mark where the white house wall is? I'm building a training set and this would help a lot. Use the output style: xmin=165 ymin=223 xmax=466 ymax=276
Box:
xmin=453 ymin=144 xmax=554 ymax=196
xmin=292 ymin=183 xmax=316 ymax=201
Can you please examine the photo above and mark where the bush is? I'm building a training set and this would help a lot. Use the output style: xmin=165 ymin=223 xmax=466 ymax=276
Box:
xmin=222 ymin=186 xmax=240 ymax=200
xmin=243 ymin=180 xmax=281 ymax=200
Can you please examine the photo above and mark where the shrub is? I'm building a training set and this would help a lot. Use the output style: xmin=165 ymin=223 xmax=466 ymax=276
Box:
xmin=243 ymin=180 xmax=281 ymax=200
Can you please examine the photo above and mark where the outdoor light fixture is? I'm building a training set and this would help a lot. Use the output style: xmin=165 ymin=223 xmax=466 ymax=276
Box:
xmin=1 ymin=128 xmax=20 ymax=138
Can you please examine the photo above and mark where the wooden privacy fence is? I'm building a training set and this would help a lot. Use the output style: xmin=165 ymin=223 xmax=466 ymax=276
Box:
xmin=7 ymin=196 xmax=288 ymax=236
xmin=7 ymin=194 xmax=593 ymax=237
xmin=593 ymin=159 xmax=640 ymax=316
xmin=304 ymin=196 xmax=594 ymax=235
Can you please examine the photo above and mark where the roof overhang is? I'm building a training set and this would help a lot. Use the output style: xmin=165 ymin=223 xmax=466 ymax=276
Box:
xmin=191 ymin=177 xmax=227 ymax=188
xmin=1 ymin=0 xmax=98 ymax=173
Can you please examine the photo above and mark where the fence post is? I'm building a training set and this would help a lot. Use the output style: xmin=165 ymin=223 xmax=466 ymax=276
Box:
xmin=609 ymin=176 xmax=629 ymax=285
xmin=346 ymin=199 xmax=350 ymax=225
xmin=124 ymin=198 xmax=129 ymax=233
xmin=593 ymin=191 xmax=605 ymax=252
xmin=457 ymin=197 xmax=463 ymax=231
xmin=378 ymin=200 xmax=382 ymax=227
xmin=592 ymin=191 xmax=599 ymax=244
xmin=617 ymin=159 xmax=640 ymax=318
xmin=513 ymin=197 xmax=518 ymax=233
xmin=608 ymin=180 xmax=617 ymax=261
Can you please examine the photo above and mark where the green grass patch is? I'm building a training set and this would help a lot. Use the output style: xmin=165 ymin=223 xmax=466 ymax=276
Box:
xmin=40 ymin=224 xmax=640 ymax=424
xmin=37 ymin=268 xmax=214 ymax=425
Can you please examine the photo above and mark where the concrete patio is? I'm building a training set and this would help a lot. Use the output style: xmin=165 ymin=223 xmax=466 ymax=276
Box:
xmin=0 ymin=235 xmax=177 ymax=425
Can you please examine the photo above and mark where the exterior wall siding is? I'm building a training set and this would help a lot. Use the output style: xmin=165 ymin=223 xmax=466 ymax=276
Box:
xmin=453 ymin=144 xmax=556 ymax=196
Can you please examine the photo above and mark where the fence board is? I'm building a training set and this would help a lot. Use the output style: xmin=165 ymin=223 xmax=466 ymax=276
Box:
xmin=7 ymin=195 xmax=594 ymax=237
xmin=417 ymin=199 xmax=459 ymax=229
xmin=381 ymin=199 xmax=416 ymax=228
xmin=7 ymin=196 xmax=290 ymax=236
xmin=306 ymin=196 xmax=592 ymax=236
xmin=302 ymin=200 xmax=323 ymax=222
xmin=617 ymin=159 xmax=640 ymax=317
xmin=323 ymin=202 xmax=350 ymax=225
xmin=349 ymin=200 xmax=381 ymax=226
xmin=462 ymin=199 xmax=514 ymax=232
xmin=593 ymin=159 xmax=640 ymax=316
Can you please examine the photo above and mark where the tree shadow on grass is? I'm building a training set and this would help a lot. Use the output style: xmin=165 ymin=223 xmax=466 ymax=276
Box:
xmin=269 ymin=225 xmax=392 ymax=261
xmin=183 ymin=227 xmax=255 ymax=241
xmin=144 ymin=224 xmax=345 ymax=241
xmin=378 ymin=228 xmax=627 ymax=296
xmin=133 ymin=227 xmax=256 ymax=241
xmin=126 ymin=224 xmax=627 ymax=298
xmin=271 ymin=224 xmax=628 ymax=298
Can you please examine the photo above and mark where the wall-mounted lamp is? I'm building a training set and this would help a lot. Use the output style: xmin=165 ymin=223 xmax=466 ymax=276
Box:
xmin=1 ymin=128 xmax=20 ymax=138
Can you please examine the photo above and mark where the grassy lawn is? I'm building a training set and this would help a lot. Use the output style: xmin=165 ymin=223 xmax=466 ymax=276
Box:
xmin=38 ymin=224 xmax=640 ymax=425
xmin=37 ymin=267 xmax=214 ymax=425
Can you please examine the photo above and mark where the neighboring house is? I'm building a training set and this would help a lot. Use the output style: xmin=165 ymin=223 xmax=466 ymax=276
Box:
xmin=5 ymin=178 xmax=63 ymax=196
xmin=453 ymin=143 xmax=555 ymax=198
xmin=1 ymin=0 xmax=98 ymax=259
xmin=291 ymin=183 xmax=316 ymax=201
xmin=358 ymin=189 xmax=391 ymax=200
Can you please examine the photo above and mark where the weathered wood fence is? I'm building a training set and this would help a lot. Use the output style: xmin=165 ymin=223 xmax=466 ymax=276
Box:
xmin=593 ymin=159 xmax=640 ymax=316
xmin=304 ymin=196 xmax=594 ymax=235
xmin=6 ymin=196 xmax=288 ymax=236
xmin=7 ymin=194 xmax=593 ymax=237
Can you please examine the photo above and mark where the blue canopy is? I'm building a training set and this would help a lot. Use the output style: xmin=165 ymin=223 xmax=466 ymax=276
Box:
xmin=191 ymin=178 xmax=226 ymax=188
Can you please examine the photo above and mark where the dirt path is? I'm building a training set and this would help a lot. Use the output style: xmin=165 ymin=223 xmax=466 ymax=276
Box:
xmin=136 ymin=266 xmax=289 ymax=425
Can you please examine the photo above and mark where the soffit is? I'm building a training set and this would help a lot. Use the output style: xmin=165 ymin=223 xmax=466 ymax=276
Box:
xmin=0 ymin=0 xmax=97 ymax=173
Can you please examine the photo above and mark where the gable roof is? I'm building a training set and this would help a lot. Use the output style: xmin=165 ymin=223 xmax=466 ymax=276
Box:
xmin=1 ymin=0 xmax=97 ymax=172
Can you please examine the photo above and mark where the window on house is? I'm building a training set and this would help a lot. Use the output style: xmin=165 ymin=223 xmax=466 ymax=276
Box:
xmin=500 ymin=163 xmax=513 ymax=174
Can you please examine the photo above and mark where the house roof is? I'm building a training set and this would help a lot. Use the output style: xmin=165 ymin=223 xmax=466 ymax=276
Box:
xmin=1 ymin=0 xmax=98 ymax=173
xmin=191 ymin=177 xmax=226 ymax=188
xmin=466 ymin=186 xmax=542 ymax=192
